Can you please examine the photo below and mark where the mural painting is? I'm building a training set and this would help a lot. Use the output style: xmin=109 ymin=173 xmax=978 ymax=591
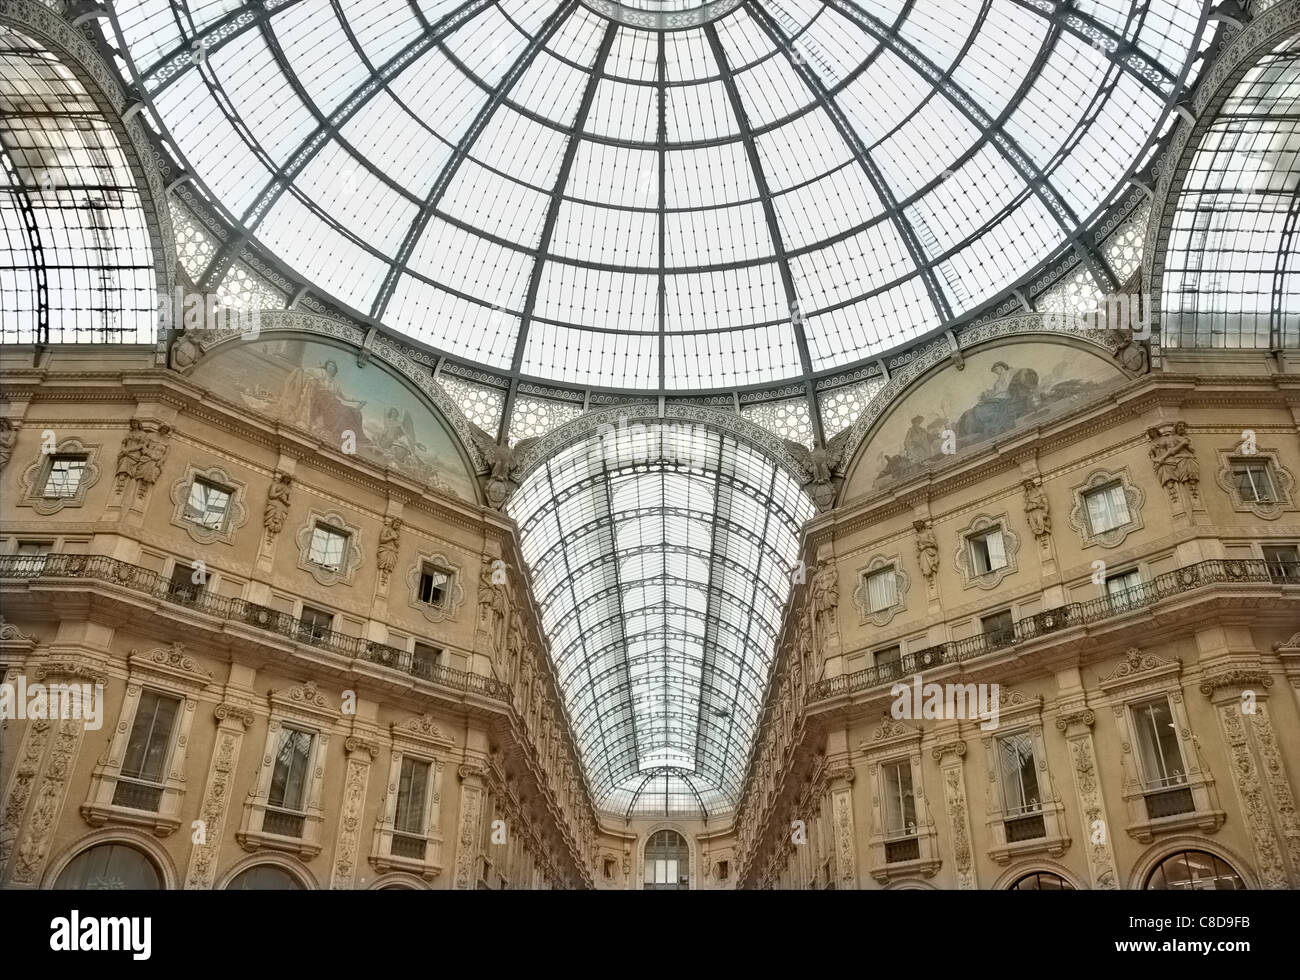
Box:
xmin=190 ymin=338 xmax=477 ymax=502
xmin=861 ymin=343 xmax=1127 ymax=489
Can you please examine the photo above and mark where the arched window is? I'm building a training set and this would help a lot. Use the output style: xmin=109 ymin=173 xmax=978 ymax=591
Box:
xmin=1010 ymin=871 xmax=1074 ymax=891
xmin=225 ymin=865 xmax=304 ymax=890
xmin=1145 ymin=850 xmax=1246 ymax=890
xmin=644 ymin=830 xmax=689 ymax=891
xmin=54 ymin=843 xmax=161 ymax=889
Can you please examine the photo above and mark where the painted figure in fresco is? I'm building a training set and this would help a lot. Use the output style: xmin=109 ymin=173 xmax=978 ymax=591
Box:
xmin=276 ymin=359 xmax=367 ymax=438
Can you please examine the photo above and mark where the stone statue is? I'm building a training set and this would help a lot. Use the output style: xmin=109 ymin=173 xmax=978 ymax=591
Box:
xmin=0 ymin=417 xmax=16 ymax=471
xmin=376 ymin=517 xmax=401 ymax=585
xmin=115 ymin=419 xmax=150 ymax=491
xmin=783 ymin=428 xmax=852 ymax=512
xmin=1022 ymin=478 xmax=1051 ymax=539
xmin=169 ymin=332 xmax=203 ymax=372
xmin=134 ymin=424 xmax=171 ymax=497
xmin=263 ymin=471 xmax=292 ymax=539
xmin=507 ymin=609 xmax=524 ymax=670
xmin=1148 ymin=421 xmax=1199 ymax=501
xmin=807 ymin=559 xmax=839 ymax=658
xmin=477 ymin=559 xmax=507 ymax=651
xmin=466 ymin=422 xmax=539 ymax=510
xmin=914 ymin=519 xmax=939 ymax=581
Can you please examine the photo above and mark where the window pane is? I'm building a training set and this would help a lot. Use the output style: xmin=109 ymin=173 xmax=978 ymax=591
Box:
xmin=882 ymin=761 xmax=915 ymax=836
xmin=998 ymin=732 xmax=1040 ymax=813
xmin=42 ymin=456 xmax=86 ymax=497
xmin=1086 ymin=483 xmax=1130 ymax=533
xmin=395 ymin=756 xmax=430 ymax=834
xmin=122 ymin=690 xmax=180 ymax=783
xmin=1133 ymin=698 xmax=1185 ymax=788
xmin=184 ymin=479 xmax=231 ymax=528
xmin=269 ymin=728 xmax=313 ymax=810
xmin=866 ymin=568 xmax=897 ymax=612
xmin=308 ymin=525 xmax=346 ymax=570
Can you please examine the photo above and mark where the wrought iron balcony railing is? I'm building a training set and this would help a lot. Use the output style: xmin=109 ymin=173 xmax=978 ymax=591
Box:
xmin=0 ymin=553 xmax=511 ymax=701
xmin=808 ymin=558 xmax=1290 ymax=703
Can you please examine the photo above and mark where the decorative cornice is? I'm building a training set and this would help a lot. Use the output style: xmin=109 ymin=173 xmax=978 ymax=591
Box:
xmin=1199 ymin=668 xmax=1274 ymax=698
xmin=1098 ymin=647 xmax=1181 ymax=686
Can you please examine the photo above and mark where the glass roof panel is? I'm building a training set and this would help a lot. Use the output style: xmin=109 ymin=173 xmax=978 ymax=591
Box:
xmin=510 ymin=423 xmax=812 ymax=816
xmin=101 ymin=0 xmax=1205 ymax=389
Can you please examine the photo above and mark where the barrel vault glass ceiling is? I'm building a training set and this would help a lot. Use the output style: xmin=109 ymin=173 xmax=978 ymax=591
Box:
xmin=510 ymin=422 xmax=814 ymax=818
xmin=103 ymin=0 xmax=1209 ymax=392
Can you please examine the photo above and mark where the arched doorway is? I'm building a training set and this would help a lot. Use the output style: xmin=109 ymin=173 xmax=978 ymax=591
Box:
xmin=644 ymin=830 xmax=690 ymax=891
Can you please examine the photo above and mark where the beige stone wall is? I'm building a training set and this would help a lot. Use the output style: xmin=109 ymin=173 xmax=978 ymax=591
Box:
xmin=0 ymin=344 xmax=599 ymax=889
xmin=735 ymin=346 xmax=1300 ymax=889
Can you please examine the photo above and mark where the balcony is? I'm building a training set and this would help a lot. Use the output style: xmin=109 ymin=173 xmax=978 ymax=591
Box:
xmin=809 ymin=558 xmax=1283 ymax=703
xmin=0 ymin=554 xmax=510 ymax=701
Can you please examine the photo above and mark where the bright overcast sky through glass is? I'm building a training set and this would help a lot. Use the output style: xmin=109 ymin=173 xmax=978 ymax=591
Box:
xmin=510 ymin=423 xmax=813 ymax=816
xmin=109 ymin=0 xmax=1205 ymax=392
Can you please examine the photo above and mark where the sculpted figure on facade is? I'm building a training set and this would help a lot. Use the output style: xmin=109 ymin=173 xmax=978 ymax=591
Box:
xmin=913 ymin=519 xmax=940 ymax=581
xmin=376 ymin=516 xmax=401 ymax=585
xmin=115 ymin=419 xmax=150 ymax=491
xmin=1022 ymin=478 xmax=1051 ymax=539
xmin=1148 ymin=421 xmax=1200 ymax=501
xmin=263 ymin=471 xmax=292 ymax=539
xmin=807 ymin=559 xmax=839 ymax=657
xmin=0 ymin=417 xmax=16 ymax=471
xmin=477 ymin=559 xmax=507 ymax=652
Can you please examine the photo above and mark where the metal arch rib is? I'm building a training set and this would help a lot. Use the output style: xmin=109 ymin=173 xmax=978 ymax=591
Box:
xmin=1009 ymin=0 xmax=1179 ymax=98
xmin=136 ymin=0 xmax=311 ymax=95
xmin=371 ymin=1 xmax=581 ymax=322
xmin=195 ymin=0 xmax=498 ymax=289
xmin=824 ymin=0 xmax=1120 ymax=293
xmin=705 ymin=22 xmax=825 ymax=446
xmin=0 ymin=147 xmax=49 ymax=344
xmin=745 ymin=0 xmax=954 ymax=325
xmin=496 ymin=20 xmax=620 ymax=440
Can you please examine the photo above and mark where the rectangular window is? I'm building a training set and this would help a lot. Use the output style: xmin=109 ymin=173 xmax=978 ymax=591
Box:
xmin=864 ymin=567 xmax=898 ymax=613
xmin=42 ymin=455 xmax=87 ymax=498
xmin=298 ymin=605 xmax=333 ymax=644
xmin=717 ymin=860 xmax=729 ymax=881
xmin=1262 ymin=545 xmax=1299 ymax=584
xmin=120 ymin=690 xmax=180 ymax=785
xmin=1084 ymin=483 xmax=1131 ymax=534
xmin=968 ymin=528 xmax=1007 ymax=575
xmin=1106 ymin=568 xmax=1143 ymax=608
xmin=307 ymin=524 xmax=347 ymax=571
xmin=183 ymin=478 xmax=231 ymax=530
xmin=268 ymin=727 xmax=314 ymax=813
xmin=167 ymin=562 xmax=202 ymax=604
xmin=14 ymin=540 xmax=53 ymax=575
xmin=998 ymin=732 xmax=1042 ymax=815
xmin=1131 ymin=697 xmax=1187 ymax=789
xmin=881 ymin=760 xmax=916 ymax=839
xmin=394 ymin=756 xmax=431 ymax=836
xmin=412 ymin=642 xmax=441 ymax=678
xmin=1232 ymin=461 xmax=1275 ymax=503
xmin=874 ymin=645 xmax=902 ymax=677
xmin=981 ymin=609 xmax=1015 ymax=647
xmin=418 ymin=563 xmax=452 ymax=607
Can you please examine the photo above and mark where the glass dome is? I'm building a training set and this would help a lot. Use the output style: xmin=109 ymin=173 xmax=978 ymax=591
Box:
xmin=106 ymin=0 xmax=1206 ymax=392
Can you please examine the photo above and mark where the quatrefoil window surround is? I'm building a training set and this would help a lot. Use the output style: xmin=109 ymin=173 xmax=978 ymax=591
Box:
xmin=954 ymin=514 xmax=1020 ymax=591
